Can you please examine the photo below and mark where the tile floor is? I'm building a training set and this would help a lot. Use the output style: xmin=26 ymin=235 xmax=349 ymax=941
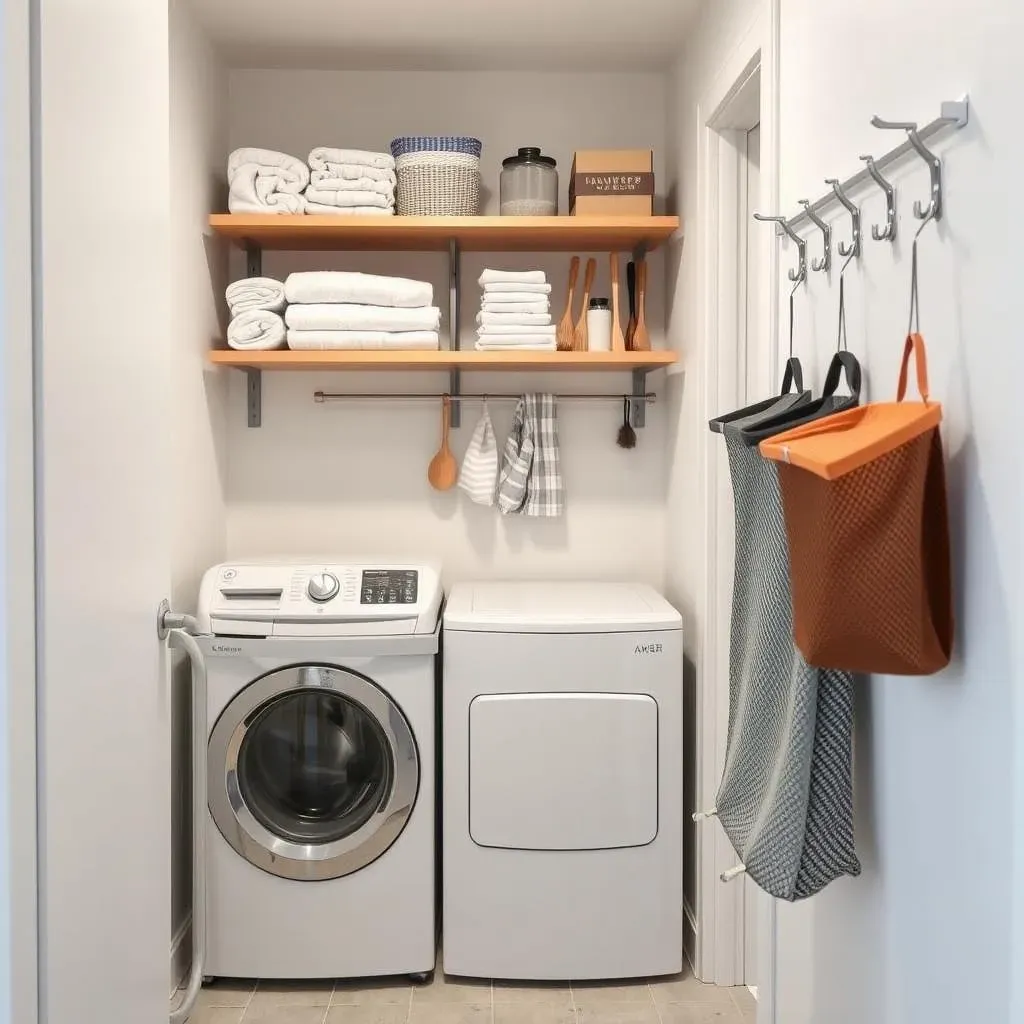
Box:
xmin=191 ymin=963 xmax=756 ymax=1024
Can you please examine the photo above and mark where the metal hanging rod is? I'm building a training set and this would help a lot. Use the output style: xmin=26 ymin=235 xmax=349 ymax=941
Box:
xmin=314 ymin=391 xmax=657 ymax=405
xmin=770 ymin=97 xmax=969 ymax=235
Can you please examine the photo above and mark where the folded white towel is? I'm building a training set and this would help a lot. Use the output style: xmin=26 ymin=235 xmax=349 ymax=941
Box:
xmin=227 ymin=309 xmax=286 ymax=350
xmin=287 ymin=330 xmax=439 ymax=351
xmin=311 ymin=165 xmax=397 ymax=186
xmin=477 ymin=311 xmax=552 ymax=326
xmin=478 ymin=269 xmax=547 ymax=286
xmin=480 ymin=290 xmax=552 ymax=302
xmin=227 ymin=148 xmax=309 ymax=214
xmin=483 ymin=282 xmax=551 ymax=295
xmin=475 ymin=339 xmax=557 ymax=351
xmin=480 ymin=300 xmax=551 ymax=314
xmin=303 ymin=204 xmax=396 ymax=216
xmin=307 ymin=176 xmax=396 ymax=196
xmin=286 ymin=303 xmax=441 ymax=332
xmin=477 ymin=323 xmax=556 ymax=336
xmin=225 ymin=277 xmax=286 ymax=317
xmin=309 ymin=147 xmax=395 ymax=172
xmin=304 ymin=187 xmax=395 ymax=209
xmin=285 ymin=271 xmax=433 ymax=308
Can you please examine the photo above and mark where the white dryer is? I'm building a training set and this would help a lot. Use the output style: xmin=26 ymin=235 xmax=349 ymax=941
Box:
xmin=196 ymin=561 xmax=441 ymax=980
xmin=442 ymin=581 xmax=683 ymax=981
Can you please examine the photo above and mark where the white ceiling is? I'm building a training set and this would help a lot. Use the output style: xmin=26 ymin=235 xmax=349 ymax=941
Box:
xmin=192 ymin=0 xmax=703 ymax=71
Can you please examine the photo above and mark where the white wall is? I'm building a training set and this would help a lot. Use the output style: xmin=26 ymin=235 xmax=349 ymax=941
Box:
xmin=169 ymin=0 xmax=229 ymax=982
xmin=773 ymin=3 xmax=1024 ymax=1022
xmin=224 ymin=70 xmax=671 ymax=584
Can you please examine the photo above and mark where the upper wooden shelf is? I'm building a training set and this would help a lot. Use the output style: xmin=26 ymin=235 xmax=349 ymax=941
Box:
xmin=208 ymin=214 xmax=681 ymax=253
xmin=208 ymin=350 xmax=678 ymax=372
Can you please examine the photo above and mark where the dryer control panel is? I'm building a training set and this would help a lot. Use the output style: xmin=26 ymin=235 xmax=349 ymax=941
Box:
xmin=361 ymin=569 xmax=418 ymax=605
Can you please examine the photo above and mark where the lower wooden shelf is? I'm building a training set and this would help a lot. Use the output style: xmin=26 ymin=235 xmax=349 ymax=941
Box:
xmin=208 ymin=349 xmax=678 ymax=372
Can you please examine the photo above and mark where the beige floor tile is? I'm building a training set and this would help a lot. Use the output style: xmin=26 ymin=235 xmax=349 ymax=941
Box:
xmin=492 ymin=981 xmax=573 ymax=1007
xmin=410 ymin=974 xmax=492 ymax=1004
xmin=332 ymin=978 xmax=413 ymax=1005
xmin=571 ymin=980 xmax=655 ymax=1006
xmin=198 ymin=978 xmax=257 ymax=1008
xmin=729 ymin=989 xmax=756 ymax=1018
xmin=409 ymin=1002 xmax=493 ymax=1024
xmin=494 ymin=1005 xmax=576 ymax=1024
xmin=649 ymin=974 xmax=735 ymax=1008
xmin=325 ymin=1004 xmax=411 ymax=1024
xmin=241 ymin=1006 xmax=330 ymax=1024
xmin=574 ymin=1004 xmax=660 ymax=1024
xmin=657 ymin=1005 xmax=742 ymax=1024
xmin=191 ymin=1009 xmax=245 ymax=1024
xmin=248 ymin=979 xmax=334 ymax=1009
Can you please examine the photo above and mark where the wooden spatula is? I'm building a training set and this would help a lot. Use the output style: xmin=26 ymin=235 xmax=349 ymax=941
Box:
xmin=572 ymin=257 xmax=597 ymax=351
xmin=610 ymin=254 xmax=626 ymax=352
xmin=557 ymin=256 xmax=580 ymax=352
xmin=625 ymin=261 xmax=637 ymax=350
xmin=427 ymin=395 xmax=458 ymax=490
xmin=631 ymin=258 xmax=651 ymax=351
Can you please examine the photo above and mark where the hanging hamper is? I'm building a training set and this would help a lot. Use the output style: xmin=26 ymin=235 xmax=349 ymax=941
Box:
xmin=760 ymin=333 xmax=954 ymax=675
xmin=390 ymin=137 xmax=482 ymax=216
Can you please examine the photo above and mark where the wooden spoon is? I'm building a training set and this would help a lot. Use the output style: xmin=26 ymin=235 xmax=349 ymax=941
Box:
xmin=610 ymin=253 xmax=626 ymax=352
xmin=572 ymin=257 xmax=597 ymax=351
xmin=427 ymin=395 xmax=458 ymax=490
xmin=632 ymin=258 xmax=651 ymax=351
xmin=557 ymin=256 xmax=580 ymax=352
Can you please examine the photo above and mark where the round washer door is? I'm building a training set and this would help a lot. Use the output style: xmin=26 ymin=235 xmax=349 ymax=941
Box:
xmin=208 ymin=664 xmax=418 ymax=881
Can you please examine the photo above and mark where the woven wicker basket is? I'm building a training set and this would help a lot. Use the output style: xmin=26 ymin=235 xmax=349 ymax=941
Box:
xmin=395 ymin=151 xmax=481 ymax=216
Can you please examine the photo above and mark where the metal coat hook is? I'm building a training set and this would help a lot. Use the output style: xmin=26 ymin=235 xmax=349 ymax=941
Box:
xmin=754 ymin=213 xmax=807 ymax=285
xmin=870 ymin=114 xmax=943 ymax=224
xmin=798 ymin=199 xmax=831 ymax=272
xmin=826 ymin=178 xmax=861 ymax=261
xmin=858 ymin=155 xmax=897 ymax=242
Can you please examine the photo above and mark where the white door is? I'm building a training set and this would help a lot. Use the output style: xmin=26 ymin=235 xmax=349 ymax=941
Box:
xmin=36 ymin=2 xmax=173 ymax=1022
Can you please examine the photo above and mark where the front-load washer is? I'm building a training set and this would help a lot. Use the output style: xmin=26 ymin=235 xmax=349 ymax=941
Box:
xmin=196 ymin=561 xmax=442 ymax=980
xmin=442 ymin=581 xmax=683 ymax=981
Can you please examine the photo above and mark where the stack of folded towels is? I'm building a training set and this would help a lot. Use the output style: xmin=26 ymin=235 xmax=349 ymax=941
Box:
xmin=225 ymin=277 xmax=288 ymax=350
xmin=284 ymin=271 xmax=439 ymax=350
xmin=304 ymin=148 xmax=397 ymax=216
xmin=475 ymin=269 xmax=555 ymax=351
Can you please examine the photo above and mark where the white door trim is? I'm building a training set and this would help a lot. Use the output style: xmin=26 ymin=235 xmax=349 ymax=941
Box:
xmin=692 ymin=0 xmax=781 ymax=1010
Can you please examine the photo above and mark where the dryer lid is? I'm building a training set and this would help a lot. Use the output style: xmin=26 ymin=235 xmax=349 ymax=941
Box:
xmin=443 ymin=581 xmax=681 ymax=633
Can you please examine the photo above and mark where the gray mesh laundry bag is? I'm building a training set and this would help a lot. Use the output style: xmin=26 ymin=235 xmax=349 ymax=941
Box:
xmin=709 ymin=354 xmax=862 ymax=899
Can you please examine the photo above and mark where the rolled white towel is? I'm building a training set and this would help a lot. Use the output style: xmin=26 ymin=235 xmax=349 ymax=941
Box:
xmin=287 ymin=330 xmax=439 ymax=351
xmin=480 ymin=300 xmax=551 ymax=314
xmin=303 ymin=204 xmax=396 ymax=216
xmin=477 ymin=311 xmax=552 ymax=326
xmin=304 ymin=187 xmax=395 ymax=209
xmin=227 ymin=309 xmax=286 ymax=350
xmin=227 ymin=148 xmax=309 ymax=214
xmin=286 ymin=271 xmax=432 ymax=308
xmin=311 ymin=165 xmax=397 ymax=186
xmin=309 ymin=147 xmax=395 ymax=172
xmin=225 ymin=277 xmax=286 ymax=317
xmin=478 ymin=269 xmax=547 ymax=286
xmin=306 ymin=176 xmax=396 ymax=196
xmin=475 ymin=338 xmax=558 ymax=351
xmin=483 ymin=282 xmax=551 ymax=295
xmin=477 ymin=323 xmax=556 ymax=336
xmin=286 ymin=303 xmax=441 ymax=333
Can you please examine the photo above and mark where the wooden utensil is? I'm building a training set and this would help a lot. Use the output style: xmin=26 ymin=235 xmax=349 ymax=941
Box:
xmin=610 ymin=253 xmax=626 ymax=352
xmin=632 ymin=258 xmax=651 ymax=351
xmin=427 ymin=395 xmax=458 ymax=490
xmin=625 ymin=261 xmax=637 ymax=350
xmin=556 ymin=256 xmax=580 ymax=352
xmin=572 ymin=257 xmax=597 ymax=351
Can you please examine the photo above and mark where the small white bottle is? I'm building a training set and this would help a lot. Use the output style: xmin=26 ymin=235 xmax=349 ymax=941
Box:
xmin=587 ymin=297 xmax=612 ymax=352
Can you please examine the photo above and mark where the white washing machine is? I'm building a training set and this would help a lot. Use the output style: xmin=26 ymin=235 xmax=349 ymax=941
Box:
xmin=196 ymin=561 xmax=442 ymax=980
xmin=442 ymin=581 xmax=683 ymax=981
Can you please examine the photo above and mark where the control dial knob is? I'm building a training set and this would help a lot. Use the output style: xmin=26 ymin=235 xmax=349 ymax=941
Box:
xmin=307 ymin=572 xmax=340 ymax=603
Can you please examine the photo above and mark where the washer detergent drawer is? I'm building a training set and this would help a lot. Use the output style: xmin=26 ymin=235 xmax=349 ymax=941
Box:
xmin=469 ymin=692 xmax=658 ymax=850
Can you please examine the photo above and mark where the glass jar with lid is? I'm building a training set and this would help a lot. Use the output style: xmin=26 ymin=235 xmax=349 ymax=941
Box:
xmin=500 ymin=147 xmax=558 ymax=216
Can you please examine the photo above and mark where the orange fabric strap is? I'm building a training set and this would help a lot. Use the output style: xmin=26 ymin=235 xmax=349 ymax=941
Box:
xmin=897 ymin=333 xmax=931 ymax=404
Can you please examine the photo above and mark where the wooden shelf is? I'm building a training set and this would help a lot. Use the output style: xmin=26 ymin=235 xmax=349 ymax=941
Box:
xmin=208 ymin=214 xmax=681 ymax=253
xmin=208 ymin=349 xmax=678 ymax=372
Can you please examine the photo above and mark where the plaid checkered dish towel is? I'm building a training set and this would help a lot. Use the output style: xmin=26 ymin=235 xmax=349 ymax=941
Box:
xmin=497 ymin=394 xmax=564 ymax=517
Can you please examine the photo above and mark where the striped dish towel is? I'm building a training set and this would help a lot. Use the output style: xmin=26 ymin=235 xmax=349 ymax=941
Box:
xmin=497 ymin=395 xmax=563 ymax=517
xmin=458 ymin=403 xmax=498 ymax=506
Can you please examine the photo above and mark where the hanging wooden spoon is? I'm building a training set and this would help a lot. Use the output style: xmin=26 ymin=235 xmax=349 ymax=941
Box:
xmin=610 ymin=253 xmax=626 ymax=352
xmin=632 ymin=258 xmax=651 ymax=351
xmin=427 ymin=395 xmax=458 ymax=490
xmin=572 ymin=257 xmax=597 ymax=351
xmin=557 ymin=255 xmax=580 ymax=352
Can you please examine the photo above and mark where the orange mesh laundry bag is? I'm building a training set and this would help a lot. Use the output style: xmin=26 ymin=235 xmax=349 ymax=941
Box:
xmin=759 ymin=334 xmax=954 ymax=675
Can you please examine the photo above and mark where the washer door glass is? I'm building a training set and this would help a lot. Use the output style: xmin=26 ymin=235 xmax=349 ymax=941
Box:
xmin=209 ymin=665 xmax=419 ymax=881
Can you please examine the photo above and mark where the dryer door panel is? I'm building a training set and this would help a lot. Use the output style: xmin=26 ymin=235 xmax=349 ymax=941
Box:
xmin=469 ymin=693 xmax=658 ymax=850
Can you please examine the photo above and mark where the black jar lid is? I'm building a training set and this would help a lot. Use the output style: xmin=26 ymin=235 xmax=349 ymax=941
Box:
xmin=502 ymin=146 xmax=557 ymax=168
xmin=588 ymin=297 xmax=609 ymax=309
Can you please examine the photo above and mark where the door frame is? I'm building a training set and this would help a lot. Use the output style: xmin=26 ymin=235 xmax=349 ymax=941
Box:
xmin=692 ymin=0 xmax=780 ymax=1016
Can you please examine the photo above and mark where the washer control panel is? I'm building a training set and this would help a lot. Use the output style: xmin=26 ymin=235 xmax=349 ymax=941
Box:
xmin=361 ymin=569 xmax=419 ymax=605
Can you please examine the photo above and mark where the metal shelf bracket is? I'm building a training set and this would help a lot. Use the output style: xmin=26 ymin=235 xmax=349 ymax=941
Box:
xmin=631 ymin=368 xmax=649 ymax=428
xmin=448 ymin=239 xmax=462 ymax=427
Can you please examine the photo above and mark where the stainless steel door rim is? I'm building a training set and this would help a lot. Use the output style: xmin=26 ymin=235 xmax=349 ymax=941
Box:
xmin=208 ymin=664 xmax=419 ymax=881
